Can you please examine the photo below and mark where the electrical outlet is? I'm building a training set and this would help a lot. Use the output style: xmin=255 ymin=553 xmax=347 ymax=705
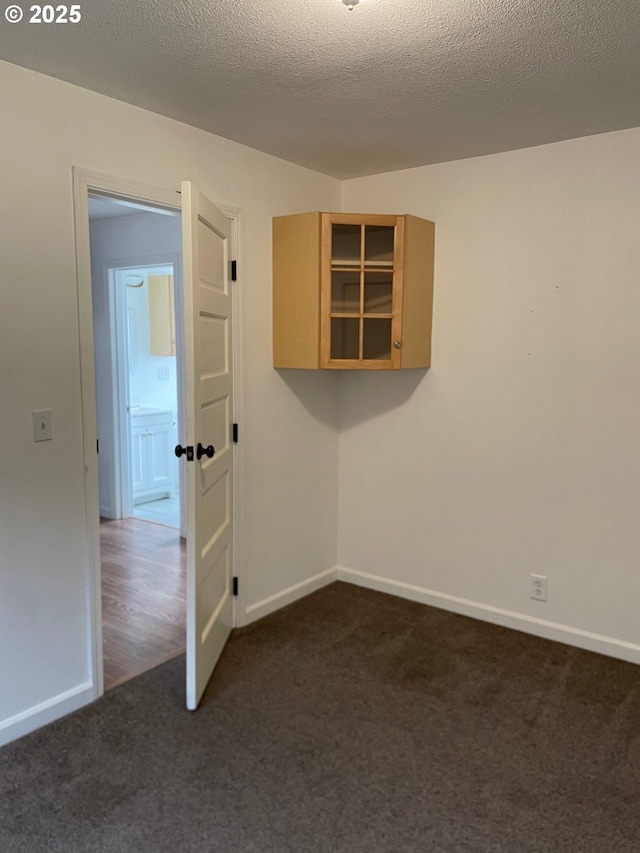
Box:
xmin=530 ymin=573 xmax=547 ymax=602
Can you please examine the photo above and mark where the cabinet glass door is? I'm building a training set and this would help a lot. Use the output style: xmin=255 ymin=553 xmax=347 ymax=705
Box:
xmin=331 ymin=271 xmax=360 ymax=313
xmin=363 ymin=271 xmax=393 ymax=314
xmin=364 ymin=225 xmax=394 ymax=268
xmin=363 ymin=319 xmax=392 ymax=360
xmin=331 ymin=224 xmax=361 ymax=266
xmin=324 ymin=216 xmax=400 ymax=367
xmin=330 ymin=318 xmax=360 ymax=360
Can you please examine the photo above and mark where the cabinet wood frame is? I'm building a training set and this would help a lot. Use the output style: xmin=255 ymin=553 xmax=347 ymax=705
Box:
xmin=273 ymin=211 xmax=434 ymax=370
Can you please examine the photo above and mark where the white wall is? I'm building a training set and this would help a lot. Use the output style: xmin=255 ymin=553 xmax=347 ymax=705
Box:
xmin=339 ymin=129 xmax=640 ymax=661
xmin=0 ymin=60 xmax=340 ymax=743
xmin=89 ymin=213 xmax=182 ymax=516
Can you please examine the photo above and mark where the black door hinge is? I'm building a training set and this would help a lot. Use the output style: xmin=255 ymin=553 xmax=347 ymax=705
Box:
xmin=232 ymin=577 xmax=239 ymax=596
xmin=231 ymin=260 xmax=237 ymax=282
xmin=232 ymin=423 xmax=239 ymax=444
xmin=96 ymin=439 xmax=99 ymax=453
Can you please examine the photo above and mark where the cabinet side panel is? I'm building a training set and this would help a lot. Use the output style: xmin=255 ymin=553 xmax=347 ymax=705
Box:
xmin=401 ymin=215 xmax=435 ymax=369
xmin=273 ymin=213 xmax=320 ymax=368
xmin=149 ymin=274 xmax=175 ymax=356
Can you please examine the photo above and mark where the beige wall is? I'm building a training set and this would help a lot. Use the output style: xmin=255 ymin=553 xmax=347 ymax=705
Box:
xmin=0 ymin=60 xmax=340 ymax=741
xmin=339 ymin=129 xmax=640 ymax=658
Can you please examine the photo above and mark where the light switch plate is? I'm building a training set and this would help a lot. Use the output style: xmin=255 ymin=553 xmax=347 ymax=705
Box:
xmin=32 ymin=409 xmax=52 ymax=442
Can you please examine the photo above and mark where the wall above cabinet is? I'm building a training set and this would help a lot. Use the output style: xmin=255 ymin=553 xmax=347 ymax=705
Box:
xmin=273 ymin=212 xmax=434 ymax=370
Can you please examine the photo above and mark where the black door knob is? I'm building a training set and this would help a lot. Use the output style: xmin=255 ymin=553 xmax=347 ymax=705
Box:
xmin=175 ymin=445 xmax=194 ymax=461
xmin=197 ymin=443 xmax=215 ymax=460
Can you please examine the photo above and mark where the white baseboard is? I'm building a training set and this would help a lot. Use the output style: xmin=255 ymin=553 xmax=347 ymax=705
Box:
xmin=242 ymin=565 xmax=339 ymax=626
xmin=0 ymin=681 xmax=96 ymax=747
xmin=337 ymin=566 xmax=640 ymax=665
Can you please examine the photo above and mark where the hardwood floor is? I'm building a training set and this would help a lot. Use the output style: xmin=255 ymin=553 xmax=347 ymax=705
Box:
xmin=100 ymin=517 xmax=186 ymax=691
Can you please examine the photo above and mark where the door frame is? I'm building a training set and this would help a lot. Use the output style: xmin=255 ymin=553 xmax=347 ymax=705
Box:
xmin=73 ymin=168 xmax=245 ymax=700
xmin=107 ymin=257 xmax=181 ymax=526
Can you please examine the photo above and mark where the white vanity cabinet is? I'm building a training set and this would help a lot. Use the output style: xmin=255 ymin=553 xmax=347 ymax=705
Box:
xmin=130 ymin=408 xmax=176 ymax=505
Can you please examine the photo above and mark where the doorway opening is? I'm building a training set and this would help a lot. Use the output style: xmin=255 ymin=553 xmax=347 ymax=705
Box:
xmin=88 ymin=193 xmax=186 ymax=691
xmin=75 ymin=168 xmax=244 ymax=710
xmin=115 ymin=264 xmax=180 ymax=529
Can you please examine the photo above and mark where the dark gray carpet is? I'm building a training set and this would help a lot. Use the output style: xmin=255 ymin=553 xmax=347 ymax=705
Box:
xmin=1 ymin=582 xmax=639 ymax=852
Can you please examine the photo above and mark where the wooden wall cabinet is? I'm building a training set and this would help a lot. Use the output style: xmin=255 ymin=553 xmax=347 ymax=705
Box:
xmin=148 ymin=274 xmax=176 ymax=357
xmin=273 ymin=212 xmax=434 ymax=370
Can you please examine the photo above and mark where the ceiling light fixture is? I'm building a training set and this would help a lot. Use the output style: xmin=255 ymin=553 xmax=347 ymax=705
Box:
xmin=341 ymin=0 xmax=362 ymax=9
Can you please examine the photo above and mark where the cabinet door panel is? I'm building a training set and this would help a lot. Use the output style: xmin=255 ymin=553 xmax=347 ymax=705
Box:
xmin=364 ymin=225 xmax=394 ymax=267
xmin=331 ymin=271 xmax=361 ymax=313
xmin=363 ymin=318 xmax=392 ymax=360
xmin=331 ymin=223 xmax=361 ymax=266
xmin=363 ymin=272 xmax=393 ymax=314
xmin=130 ymin=425 xmax=146 ymax=496
xmin=330 ymin=318 xmax=360 ymax=360
xmin=149 ymin=274 xmax=176 ymax=356
xmin=131 ymin=412 xmax=174 ymax=504
xmin=148 ymin=421 xmax=174 ymax=489
xmin=323 ymin=214 xmax=401 ymax=368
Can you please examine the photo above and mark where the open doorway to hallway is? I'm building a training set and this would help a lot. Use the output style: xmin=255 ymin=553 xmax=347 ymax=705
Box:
xmin=88 ymin=194 xmax=186 ymax=691
xmin=117 ymin=264 xmax=180 ymax=529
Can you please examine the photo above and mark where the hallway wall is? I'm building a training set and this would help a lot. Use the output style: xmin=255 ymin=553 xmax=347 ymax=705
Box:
xmin=0 ymin=60 xmax=341 ymax=744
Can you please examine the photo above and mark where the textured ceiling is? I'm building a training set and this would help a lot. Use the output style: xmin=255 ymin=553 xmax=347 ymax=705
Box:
xmin=1 ymin=0 xmax=638 ymax=178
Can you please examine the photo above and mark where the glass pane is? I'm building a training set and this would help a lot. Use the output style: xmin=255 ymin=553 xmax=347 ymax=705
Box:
xmin=331 ymin=271 xmax=361 ymax=313
xmin=363 ymin=319 xmax=392 ymax=360
xmin=364 ymin=272 xmax=393 ymax=314
xmin=332 ymin=224 xmax=361 ymax=266
xmin=331 ymin=318 xmax=360 ymax=360
xmin=364 ymin=225 xmax=394 ymax=267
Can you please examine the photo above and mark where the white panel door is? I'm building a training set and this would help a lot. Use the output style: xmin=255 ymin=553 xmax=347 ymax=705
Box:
xmin=181 ymin=182 xmax=233 ymax=710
